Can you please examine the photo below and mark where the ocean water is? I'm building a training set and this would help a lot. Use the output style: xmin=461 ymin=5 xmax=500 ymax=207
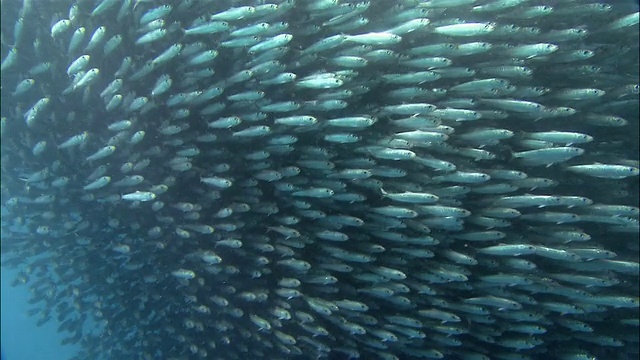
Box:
xmin=1 ymin=0 xmax=639 ymax=360
xmin=1 ymin=266 xmax=79 ymax=360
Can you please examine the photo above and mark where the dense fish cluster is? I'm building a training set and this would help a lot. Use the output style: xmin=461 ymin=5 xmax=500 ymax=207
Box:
xmin=2 ymin=0 xmax=639 ymax=359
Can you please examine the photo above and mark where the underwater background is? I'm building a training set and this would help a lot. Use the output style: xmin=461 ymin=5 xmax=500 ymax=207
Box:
xmin=1 ymin=0 xmax=639 ymax=359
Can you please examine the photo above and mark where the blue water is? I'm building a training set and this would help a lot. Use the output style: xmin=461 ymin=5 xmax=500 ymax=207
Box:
xmin=1 ymin=267 xmax=79 ymax=360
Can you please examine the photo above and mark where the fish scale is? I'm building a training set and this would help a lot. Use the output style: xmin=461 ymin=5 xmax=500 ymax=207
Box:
xmin=0 ymin=0 xmax=638 ymax=360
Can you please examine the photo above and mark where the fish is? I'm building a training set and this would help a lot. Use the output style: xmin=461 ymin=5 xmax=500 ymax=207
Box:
xmin=0 ymin=1 xmax=638 ymax=360
xmin=120 ymin=191 xmax=156 ymax=202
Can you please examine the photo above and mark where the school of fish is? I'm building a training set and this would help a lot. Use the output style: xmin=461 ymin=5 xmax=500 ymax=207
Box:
xmin=1 ymin=0 xmax=639 ymax=359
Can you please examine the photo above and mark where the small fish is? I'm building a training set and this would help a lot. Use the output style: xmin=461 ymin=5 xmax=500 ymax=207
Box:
xmin=565 ymin=164 xmax=640 ymax=179
xmin=477 ymin=244 xmax=537 ymax=256
xmin=85 ymin=146 xmax=116 ymax=162
xmin=58 ymin=132 xmax=88 ymax=149
xmin=346 ymin=32 xmax=402 ymax=45
xmin=83 ymin=176 xmax=111 ymax=190
xmin=121 ymin=191 xmax=157 ymax=202
xmin=513 ymin=147 xmax=584 ymax=166
xmin=136 ymin=28 xmax=167 ymax=45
